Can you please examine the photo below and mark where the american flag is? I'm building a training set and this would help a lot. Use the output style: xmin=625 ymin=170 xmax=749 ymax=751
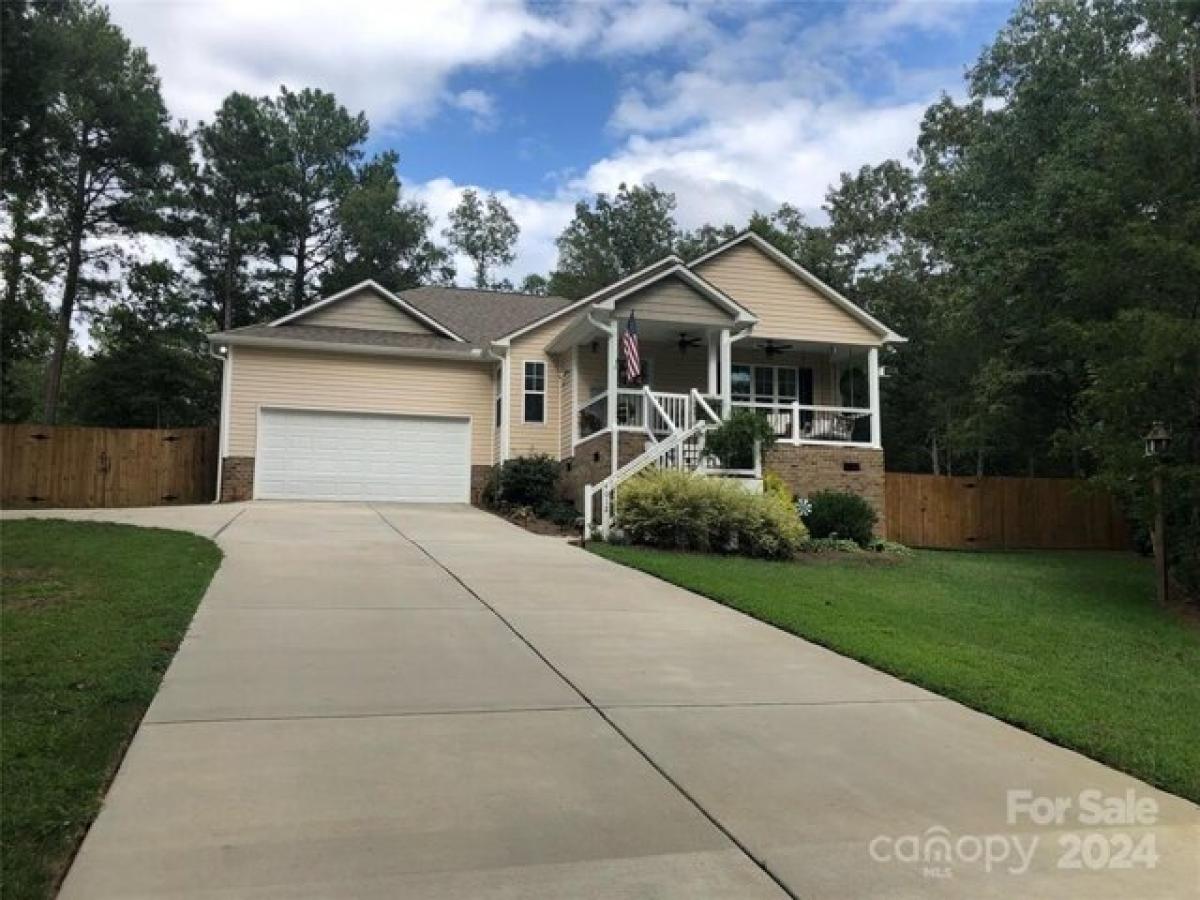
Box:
xmin=621 ymin=313 xmax=641 ymax=383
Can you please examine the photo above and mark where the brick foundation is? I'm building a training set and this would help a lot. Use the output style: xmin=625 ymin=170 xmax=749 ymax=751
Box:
xmin=764 ymin=444 xmax=886 ymax=535
xmin=219 ymin=456 xmax=255 ymax=502
xmin=470 ymin=465 xmax=493 ymax=506
xmin=562 ymin=431 xmax=647 ymax=508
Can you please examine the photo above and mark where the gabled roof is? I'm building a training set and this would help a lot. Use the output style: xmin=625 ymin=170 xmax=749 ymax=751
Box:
xmin=688 ymin=231 xmax=905 ymax=342
xmin=588 ymin=259 xmax=756 ymax=325
xmin=269 ymin=279 xmax=466 ymax=341
xmin=399 ymin=286 xmax=574 ymax=344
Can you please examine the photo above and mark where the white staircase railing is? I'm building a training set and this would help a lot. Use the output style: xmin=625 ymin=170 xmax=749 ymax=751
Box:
xmin=581 ymin=388 xmax=729 ymax=541
xmin=583 ymin=420 xmax=709 ymax=540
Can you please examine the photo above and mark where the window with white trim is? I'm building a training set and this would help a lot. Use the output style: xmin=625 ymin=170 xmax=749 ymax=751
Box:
xmin=523 ymin=361 xmax=546 ymax=423
xmin=731 ymin=364 xmax=810 ymax=404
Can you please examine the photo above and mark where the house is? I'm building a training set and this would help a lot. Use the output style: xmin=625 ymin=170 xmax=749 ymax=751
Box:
xmin=208 ymin=231 xmax=903 ymax=529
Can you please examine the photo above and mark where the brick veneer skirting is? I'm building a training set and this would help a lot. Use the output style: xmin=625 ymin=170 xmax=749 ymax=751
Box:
xmin=470 ymin=465 xmax=493 ymax=506
xmin=561 ymin=431 xmax=647 ymax=509
xmin=764 ymin=444 xmax=886 ymax=535
xmin=219 ymin=456 xmax=255 ymax=502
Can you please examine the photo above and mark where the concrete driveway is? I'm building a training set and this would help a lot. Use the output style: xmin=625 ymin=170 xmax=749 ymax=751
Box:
xmin=14 ymin=502 xmax=1194 ymax=898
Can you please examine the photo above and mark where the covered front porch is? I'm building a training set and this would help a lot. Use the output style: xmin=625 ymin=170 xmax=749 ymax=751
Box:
xmin=562 ymin=318 xmax=882 ymax=451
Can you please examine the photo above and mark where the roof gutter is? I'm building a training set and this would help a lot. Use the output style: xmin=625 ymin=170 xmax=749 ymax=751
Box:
xmin=207 ymin=333 xmax=497 ymax=362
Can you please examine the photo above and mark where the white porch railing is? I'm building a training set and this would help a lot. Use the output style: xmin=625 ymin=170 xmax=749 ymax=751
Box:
xmin=731 ymin=400 xmax=874 ymax=446
xmin=575 ymin=388 xmax=722 ymax=446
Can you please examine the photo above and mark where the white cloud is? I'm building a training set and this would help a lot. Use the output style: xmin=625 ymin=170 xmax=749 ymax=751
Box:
xmin=450 ymin=89 xmax=498 ymax=131
xmin=103 ymin=0 xmax=979 ymax=286
xmin=106 ymin=0 xmax=689 ymax=126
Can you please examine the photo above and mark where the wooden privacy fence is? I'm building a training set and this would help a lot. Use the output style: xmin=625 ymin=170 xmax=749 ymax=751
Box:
xmin=885 ymin=473 xmax=1132 ymax=550
xmin=1 ymin=425 xmax=218 ymax=509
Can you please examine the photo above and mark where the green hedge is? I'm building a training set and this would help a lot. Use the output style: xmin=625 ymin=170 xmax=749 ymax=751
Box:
xmin=615 ymin=469 xmax=806 ymax=559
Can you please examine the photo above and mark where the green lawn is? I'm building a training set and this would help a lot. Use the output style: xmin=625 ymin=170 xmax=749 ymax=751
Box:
xmin=591 ymin=544 xmax=1200 ymax=803
xmin=1 ymin=519 xmax=222 ymax=899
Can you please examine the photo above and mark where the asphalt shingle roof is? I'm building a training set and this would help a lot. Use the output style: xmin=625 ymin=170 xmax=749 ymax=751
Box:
xmin=398 ymin=286 xmax=575 ymax=344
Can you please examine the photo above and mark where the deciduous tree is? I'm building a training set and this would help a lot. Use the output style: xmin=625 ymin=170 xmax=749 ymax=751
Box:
xmin=443 ymin=188 xmax=519 ymax=289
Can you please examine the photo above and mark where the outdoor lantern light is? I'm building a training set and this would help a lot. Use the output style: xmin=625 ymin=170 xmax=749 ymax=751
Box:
xmin=1143 ymin=421 xmax=1173 ymax=606
xmin=1144 ymin=421 xmax=1171 ymax=458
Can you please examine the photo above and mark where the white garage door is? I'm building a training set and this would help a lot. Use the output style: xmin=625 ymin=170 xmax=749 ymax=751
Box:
xmin=256 ymin=408 xmax=471 ymax=502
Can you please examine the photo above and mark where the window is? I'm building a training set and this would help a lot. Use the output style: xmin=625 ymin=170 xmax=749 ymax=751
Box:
xmin=731 ymin=365 xmax=753 ymax=401
xmin=733 ymin=364 xmax=811 ymax=405
xmin=494 ymin=370 xmax=503 ymax=429
xmin=523 ymin=361 xmax=546 ymax=423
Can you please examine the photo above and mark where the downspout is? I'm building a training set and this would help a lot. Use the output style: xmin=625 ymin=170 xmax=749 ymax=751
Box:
xmin=207 ymin=342 xmax=230 ymax=503
xmin=489 ymin=341 xmax=512 ymax=464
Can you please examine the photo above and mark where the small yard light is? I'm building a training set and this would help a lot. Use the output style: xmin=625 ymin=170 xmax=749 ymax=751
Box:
xmin=1143 ymin=421 xmax=1171 ymax=458
xmin=1143 ymin=422 xmax=1172 ymax=606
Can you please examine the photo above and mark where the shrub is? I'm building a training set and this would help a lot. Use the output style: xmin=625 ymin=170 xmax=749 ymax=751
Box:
xmin=535 ymin=499 xmax=580 ymax=530
xmin=615 ymin=470 xmax=806 ymax=559
xmin=801 ymin=490 xmax=878 ymax=547
xmin=868 ymin=538 xmax=914 ymax=555
xmin=798 ymin=536 xmax=864 ymax=553
xmin=703 ymin=409 xmax=776 ymax=469
xmin=762 ymin=471 xmax=792 ymax=504
xmin=494 ymin=454 xmax=560 ymax=508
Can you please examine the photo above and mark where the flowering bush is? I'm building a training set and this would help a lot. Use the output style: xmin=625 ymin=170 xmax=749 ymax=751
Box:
xmin=615 ymin=469 xmax=806 ymax=559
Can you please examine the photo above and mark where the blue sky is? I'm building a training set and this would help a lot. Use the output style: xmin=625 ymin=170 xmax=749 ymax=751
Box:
xmin=110 ymin=0 xmax=1015 ymax=281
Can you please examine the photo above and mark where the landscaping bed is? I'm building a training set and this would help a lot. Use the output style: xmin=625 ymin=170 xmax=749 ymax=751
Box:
xmin=1 ymin=519 xmax=222 ymax=898
xmin=591 ymin=543 xmax=1200 ymax=803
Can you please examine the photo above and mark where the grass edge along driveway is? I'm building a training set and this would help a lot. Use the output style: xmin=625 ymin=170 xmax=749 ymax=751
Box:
xmin=1 ymin=518 xmax=222 ymax=900
xmin=591 ymin=544 xmax=1200 ymax=804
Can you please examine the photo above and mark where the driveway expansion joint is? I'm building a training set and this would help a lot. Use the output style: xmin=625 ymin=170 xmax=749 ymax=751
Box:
xmin=368 ymin=503 xmax=801 ymax=900
xmin=210 ymin=506 xmax=247 ymax=539
xmin=599 ymin=697 xmax=952 ymax=711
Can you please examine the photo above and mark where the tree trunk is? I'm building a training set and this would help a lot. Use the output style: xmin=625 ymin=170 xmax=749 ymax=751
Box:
xmin=292 ymin=232 xmax=307 ymax=311
xmin=42 ymin=225 xmax=83 ymax=424
xmin=222 ymin=222 xmax=236 ymax=330
xmin=43 ymin=154 xmax=89 ymax=425
xmin=930 ymin=433 xmax=940 ymax=475
xmin=475 ymin=258 xmax=486 ymax=289
xmin=975 ymin=448 xmax=985 ymax=477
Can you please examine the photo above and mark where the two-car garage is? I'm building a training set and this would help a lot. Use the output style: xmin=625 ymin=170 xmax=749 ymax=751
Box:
xmin=254 ymin=408 xmax=472 ymax=503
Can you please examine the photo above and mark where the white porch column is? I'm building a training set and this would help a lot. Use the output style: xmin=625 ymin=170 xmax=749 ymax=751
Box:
xmin=607 ymin=324 xmax=619 ymax=476
xmin=706 ymin=333 xmax=719 ymax=396
xmin=868 ymin=346 xmax=882 ymax=448
xmin=570 ymin=345 xmax=580 ymax=446
xmin=718 ymin=328 xmax=732 ymax=418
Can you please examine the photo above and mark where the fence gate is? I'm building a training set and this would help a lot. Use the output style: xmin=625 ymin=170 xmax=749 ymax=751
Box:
xmin=1 ymin=425 xmax=218 ymax=509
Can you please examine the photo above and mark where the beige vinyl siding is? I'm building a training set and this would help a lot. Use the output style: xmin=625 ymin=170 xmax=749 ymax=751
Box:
xmin=300 ymin=288 xmax=433 ymax=333
xmin=694 ymin=242 xmax=881 ymax=345
xmin=574 ymin=340 xmax=608 ymax=409
xmin=508 ymin=316 xmax=574 ymax=459
xmin=616 ymin=275 xmax=733 ymax=327
xmin=228 ymin=347 xmax=494 ymax=466
xmin=643 ymin=340 xmax=709 ymax=394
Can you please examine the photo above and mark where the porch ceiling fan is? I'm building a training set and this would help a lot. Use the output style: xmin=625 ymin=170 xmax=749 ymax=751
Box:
xmin=758 ymin=339 xmax=794 ymax=356
xmin=676 ymin=332 xmax=702 ymax=354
